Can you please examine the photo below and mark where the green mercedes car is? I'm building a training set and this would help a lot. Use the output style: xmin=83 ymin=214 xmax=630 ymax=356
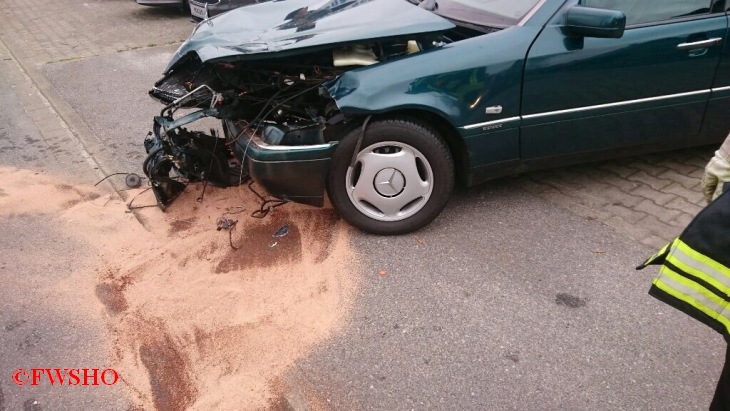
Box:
xmin=144 ymin=0 xmax=730 ymax=234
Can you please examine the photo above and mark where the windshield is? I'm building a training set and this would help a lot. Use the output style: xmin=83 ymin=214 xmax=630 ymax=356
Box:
xmin=430 ymin=0 xmax=542 ymax=27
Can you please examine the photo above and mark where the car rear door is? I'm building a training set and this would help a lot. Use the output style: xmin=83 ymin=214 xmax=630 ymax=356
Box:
xmin=519 ymin=0 xmax=727 ymax=160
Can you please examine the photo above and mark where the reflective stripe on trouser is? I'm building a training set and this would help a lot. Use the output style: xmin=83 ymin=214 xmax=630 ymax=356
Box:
xmin=666 ymin=239 xmax=730 ymax=296
xmin=654 ymin=268 xmax=730 ymax=331
xmin=651 ymin=239 xmax=730 ymax=334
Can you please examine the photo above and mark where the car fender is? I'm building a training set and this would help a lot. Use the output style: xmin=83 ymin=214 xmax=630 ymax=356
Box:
xmin=326 ymin=27 xmax=541 ymax=133
xmin=326 ymin=27 xmax=542 ymax=175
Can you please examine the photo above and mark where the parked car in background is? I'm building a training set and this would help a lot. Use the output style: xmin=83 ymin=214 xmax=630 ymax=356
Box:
xmin=135 ymin=0 xmax=189 ymax=11
xmin=189 ymin=0 xmax=261 ymax=20
xmin=144 ymin=0 xmax=730 ymax=235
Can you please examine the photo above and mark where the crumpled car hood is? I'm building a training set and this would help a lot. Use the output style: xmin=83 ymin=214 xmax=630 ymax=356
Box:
xmin=165 ymin=0 xmax=454 ymax=72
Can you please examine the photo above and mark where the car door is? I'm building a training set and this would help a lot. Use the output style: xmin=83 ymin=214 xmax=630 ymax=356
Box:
xmin=520 ymin=0 xmax=728 ymax=160
xmin=700 ymin=3 xmax=730 ymax=143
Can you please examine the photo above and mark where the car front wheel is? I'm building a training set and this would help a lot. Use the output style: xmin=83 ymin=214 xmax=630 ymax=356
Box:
xmin=327 ymin=118 xmax=455 ymax=235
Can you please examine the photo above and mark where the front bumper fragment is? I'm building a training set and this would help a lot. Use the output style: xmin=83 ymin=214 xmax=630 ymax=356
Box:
xmin=143 ymin=110 xmax=243 ymax=210
xmin=142 ymin=108 xmax=338 ymax=209
xmin=224 ymin=119 xmax=338 ymax=207
xmin=143 ymin=130 xmax=187 ymax=209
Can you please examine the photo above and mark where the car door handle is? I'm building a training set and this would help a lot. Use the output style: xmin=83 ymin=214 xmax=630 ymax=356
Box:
xmin=677 ymin=38 xmax=723 ymax=50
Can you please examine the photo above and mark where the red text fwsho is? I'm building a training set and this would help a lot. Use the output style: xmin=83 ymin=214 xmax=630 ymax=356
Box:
xmin=12 ymin=368 xmax=119 ymax=386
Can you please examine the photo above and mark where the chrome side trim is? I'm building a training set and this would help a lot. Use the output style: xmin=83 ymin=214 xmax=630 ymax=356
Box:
xmin=249 ymin=134 xmax=336 ymax=152
xmin=518 ymin=0 xmax=549 ymax=26
xmin=522 ymin=89 xmax=711 ymax=120
xmin=461 ymin=116 xmax=521 ymax=130
xmin=712 ymin=86 xmax=730 ymax=93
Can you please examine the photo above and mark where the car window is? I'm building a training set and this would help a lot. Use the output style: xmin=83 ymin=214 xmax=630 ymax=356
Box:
xmin=582 ymin=0 xmax=714 ymax=26
xmin=429 ymin=0 xmax=543 ymax=28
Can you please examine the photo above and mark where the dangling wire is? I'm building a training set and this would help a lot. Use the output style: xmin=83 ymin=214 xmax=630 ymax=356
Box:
xmin=127 ymin=187 xmax=158 ymax=210
xmin=197 ymin=129 xmax=220 ymax=204
xmin=94 ymin=173 xmax=130 ymax=186
xmin=350 ymin=115 xmax=372 ymax=167
xmin=248 ymin=180 xmax=288 ymax=219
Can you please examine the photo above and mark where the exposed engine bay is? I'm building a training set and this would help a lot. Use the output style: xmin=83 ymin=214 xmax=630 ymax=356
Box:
xmin=143 ymin=15 xmax=487 ymax=209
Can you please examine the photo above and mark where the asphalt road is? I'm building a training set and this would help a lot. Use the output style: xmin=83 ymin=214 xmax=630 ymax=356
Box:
xmin=294 ymin=182 xmax=724 ymax=410
xmin=42 ymin=45 xmax=180 ymax=178
xmin=1 ymin=3 xmax=726 ymax=410
xmin=0 ymin=45 xmax=128 ymax=410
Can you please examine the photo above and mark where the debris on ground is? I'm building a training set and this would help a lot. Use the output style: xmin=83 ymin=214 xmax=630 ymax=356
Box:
xmin=273 ymin=224 xmax=290 ymax=238
xmin=125 ymin=173 xmax=143 ymax=188
xmin=94 ymin=172 xmax=145 ymax=189
xmin=226 ymin=205 xmax=246 ymax=215
xmin=216 ymin=216 xmax=238 ymax=231
xmin=216 ymin=215 xmax=240 ymax=249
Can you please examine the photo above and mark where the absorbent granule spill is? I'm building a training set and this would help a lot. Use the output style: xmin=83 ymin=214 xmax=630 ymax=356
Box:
xmin=0 ymin=167 xmax=358 ymax=410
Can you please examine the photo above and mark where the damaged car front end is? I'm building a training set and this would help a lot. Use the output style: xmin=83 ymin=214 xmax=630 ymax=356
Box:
xmin=144 ymin=83 xmax=340 ymax=208
xmin=144 ymin=0 xmax=459 ymax=219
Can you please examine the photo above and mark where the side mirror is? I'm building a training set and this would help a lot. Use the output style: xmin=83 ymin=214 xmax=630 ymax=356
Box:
xmin=565 ymin=6 xmax=626 ymax=39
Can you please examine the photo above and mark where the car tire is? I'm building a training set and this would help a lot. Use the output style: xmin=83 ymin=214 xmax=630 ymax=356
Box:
xmin=327 ymin=117 xmax=455 ymax=235
xmin=182 ymin=0 xmax=189 ymax=13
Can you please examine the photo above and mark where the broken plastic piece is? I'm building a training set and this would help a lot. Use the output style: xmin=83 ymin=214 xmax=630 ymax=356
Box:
xmin=216 ymin=216 xmax=238 ymax=231
xmin=273 ymin=225 xmax=290 ymax=238
xmin=125 ymin=173 xmax=142 ymax=188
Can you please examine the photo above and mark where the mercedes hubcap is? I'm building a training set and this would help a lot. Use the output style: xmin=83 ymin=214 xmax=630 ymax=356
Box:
xmin=346 ymin=141 xmax=433 ymax=222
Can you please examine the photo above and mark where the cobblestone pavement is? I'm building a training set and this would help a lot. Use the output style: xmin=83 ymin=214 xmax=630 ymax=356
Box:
xmin=0 ymin=0 xmax=191 ymax=66
xmin=517 ymin=146 xmax=714 ymax=249
xmin=0 ymin=0 xmax=719 ymax=250
xmin=0 ymin=0 xmax=193 ymax=189
xmin=0 ymin=39 xmax=104 ymax=184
